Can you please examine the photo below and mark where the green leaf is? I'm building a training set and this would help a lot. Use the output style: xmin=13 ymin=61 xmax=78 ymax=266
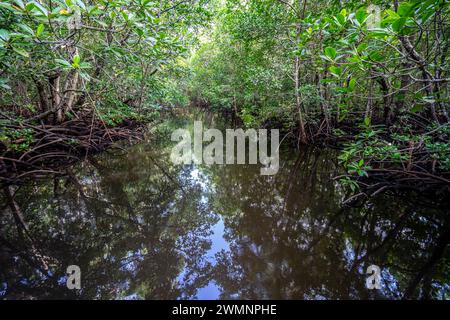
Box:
xmin=74 ymin=0 xmax=86 ymax=10
xmin=134 ymin=27 xmax=144 ymax=37
xmin=13 ymin=0 xmax=25 ymax=9
xmin=364 ymin=117 xmax=371 ymax=126
xmin=356 ymin=43 xmax=367 ymax=53
xmin=25 ymin=2 xmax=35 ymax=12
xmin=0 ymin=78 xmax=11 ymax=90
xmin=398 ymin=2 xmax=413 ymax=17
xmin=422 ymin=97 xmax=435 ymax=104
xmin=79 ymin=62 xmax=91 ymax=69
xmin=73 ymin=54 xmax=80 ymax=65
xmin=324 ymin=47 xmax=336 ymax=60
xmin=410 ymin=104 xmax=424 ymax=113
xmin=12 ymin=47 xmax=29 ymax=58
xmin=0 ymin=2 xmax=14 ymax=10
xmin=419 ymin=3 xmax=436 ymax=23
xmin=79 ymin=71 xmax=90 ymax=81
xmin=36 ymin=24 xmax=44 ymax=37
xmin=369 ymin=50 xmax=383 ymax=62
xmin=348 ymin=78 xmax=356 ymax=91
xmin=366 ymin=28 xmax=390 ymax=38
xmin=347 ymin=55 xmax=361 ymax=64
xmin=386 ymin=9 xmax=400 ymax=19
xmin=17 ymin=23 xmax=34 ymax=35
xmin=355 ymin=8 xmax=367 ymax=24
xmin=72 ymin=54 xmax=80 ymax=68
xmin=335 ymin=13 xmax=346 ymax=26
xmin=329 ymin=65 xmax=342 ymax=76
xmin=0 ymin=29 xmax=10 ymax=41
xmin=55 ymin=58 xmax=72 ymax=68
xmin=392 ymin=17 xmax=406 ymax=32
xmin=29 ymin=1 xmax=48 ymax=16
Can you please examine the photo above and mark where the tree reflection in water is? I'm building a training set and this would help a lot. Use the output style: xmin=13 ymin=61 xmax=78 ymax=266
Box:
xmin=208 ymin=148 xmax=449 ymax=300
xmin=0 ymin=116 xmax=448 ymax=299
xmin=0 ymin=135 xmax=218 ymax=299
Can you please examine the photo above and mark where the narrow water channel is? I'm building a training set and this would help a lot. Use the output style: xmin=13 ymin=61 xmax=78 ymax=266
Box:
xmin=1 ymin=110 xmax=448 ymax=299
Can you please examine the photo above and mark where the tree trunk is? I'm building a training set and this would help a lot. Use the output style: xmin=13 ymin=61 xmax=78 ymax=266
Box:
xmin=295 ymin=55 xmax=307 ymax=144
xmin=63 ymin=70 xmax=79 ymax=115
xmin=48 ymin=74 xmax=62 ymax=123
xmin=377 ymin=76 xmax=391 ymax=126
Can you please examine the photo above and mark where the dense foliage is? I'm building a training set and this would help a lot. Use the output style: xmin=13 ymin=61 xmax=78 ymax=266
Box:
xmin=0 ymin=0 xmax=208 ymax=152
xmin=189 ymin=0 xmax=449 ymax=189
xmin=0 ymin=0 xmax=449 ymax=190
xmin=0 ymin=0 xmax=210 ymax=181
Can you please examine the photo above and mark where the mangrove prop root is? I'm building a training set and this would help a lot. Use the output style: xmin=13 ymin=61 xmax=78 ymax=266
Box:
xmin=0 ymin=116 xmax=144 ymax=185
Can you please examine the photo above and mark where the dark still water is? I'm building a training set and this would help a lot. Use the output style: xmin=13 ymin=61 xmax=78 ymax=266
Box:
xmin=1 ymin=111 xmax=449 ymax=299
